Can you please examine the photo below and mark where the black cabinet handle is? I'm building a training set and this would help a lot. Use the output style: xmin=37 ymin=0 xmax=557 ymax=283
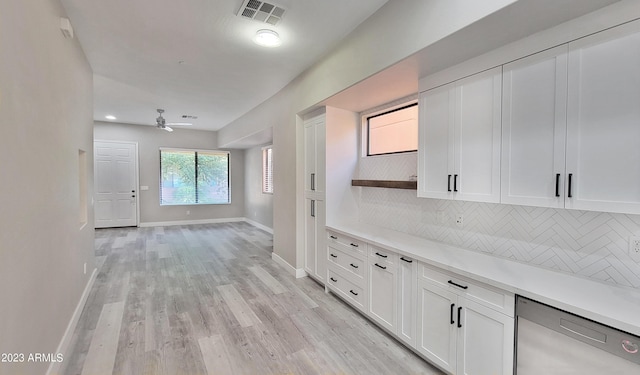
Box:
xmin=453 ymin=174 xmax=458 ymax=192
xmin=311 ymin=173 xmax=315 ymax=191
xmin=447 ymin=174 xmax=452 ymax=192
xmin=330 ymin=277 xmax=337 ymax=282
xmin=567 ymin=173 xmax=573 ymax=198
xmin=349 ymin=290 xmax=358 ymax=296
xmin=450 ymin=304 xmax=455 ymax=325
xmin=350 ymin=243 xmax=359 ymax=248
xmin=374 ymin=252 xmax=388 ymax=258
xmin=555 ymin=173 xmax=561 ymax=197
xmin=457 ymin=307 xmax=463 ymax=328
xmin=310 ymin=200 xmax=315 ymax=217
xmin=448 ymin=280 xmax=468 ymax=290
xmin=330 ymin=253 xmax=337 ymax=258
xmin=400 ymin=257 xmax=413 ymax=263
xmin=350 ymin=263 xmax=359 ymax=269
xmin=330 ymin=235 xmax=337 ymax=239
xmin=374 ymin=263 xmax=387 ymax=270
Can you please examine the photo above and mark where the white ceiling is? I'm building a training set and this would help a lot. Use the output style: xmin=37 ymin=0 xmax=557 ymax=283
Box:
xmin=60 ymin=0 xmax=388 ymax=131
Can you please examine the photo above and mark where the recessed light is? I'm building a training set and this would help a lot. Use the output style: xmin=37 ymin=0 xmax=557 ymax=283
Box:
xmin=254 ymin=29 xmax=281 ymax=47
xmin=105 ymin=115 xmax=117 ymax=120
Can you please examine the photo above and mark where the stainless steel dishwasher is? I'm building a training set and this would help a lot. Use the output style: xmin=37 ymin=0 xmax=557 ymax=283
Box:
xmin=515 ymin=296 xmax=640 ymax=374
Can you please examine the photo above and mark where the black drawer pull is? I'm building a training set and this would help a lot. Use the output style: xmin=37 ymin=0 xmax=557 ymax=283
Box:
xmin=374 ymin=263 xmax=387 ymax=270
xmin=330 ymin=253 xmax=337 ymax=258
xmin=330 ymin=277 xmax=337 ymax=282
xmin=400 ymin=257 xmax=413 ymax=263
xmin=567 ymin=173 xmax=573 ymax=198
xmin=349 ymin=290 xmax=358 ymax=296
xmin=350 ymin=263 xmax=359 ymax=269
xmin=453 ymin=174 xmax=458 ymax=192
xmin=447 ymin=174 xmax=452 ymax=192
xmin=555 ymin=173 xmax=561 ymax=197
xmin=330 ymin=235 xmax=337 ymax=239
xmin=350 ymin=243 xmax=359 ymax=248
xmin=374 ymin=252 xmax=388 ymax=258
xmin=448 ymin=280 xmax=468 ymax=290
xmin=457 ymin=306 xmax=463 ymax=328
xmin=450 ymin=304 xmax=455 ymax=325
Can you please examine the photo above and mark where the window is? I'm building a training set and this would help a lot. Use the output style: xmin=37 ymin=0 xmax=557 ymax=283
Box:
xmin=160 ymin=149 xmax=230 ymax=205
xmin=262 ymin=146 xmax=273 ymax=194
xmin=367 ymin=103 xmax=418 ymax=156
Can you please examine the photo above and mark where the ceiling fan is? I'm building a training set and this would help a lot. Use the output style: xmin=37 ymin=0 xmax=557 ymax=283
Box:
xmin=155 ymin=109 xmax=192 ymax=132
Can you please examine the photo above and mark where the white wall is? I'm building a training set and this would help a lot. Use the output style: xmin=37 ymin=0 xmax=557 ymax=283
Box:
xmin=94 ymin=122 xmax=245 ymax=224
xmin=0 ymin=0 xmax=94 ymax=373
xmin=218 ymin=0 xmax=520 ymax=270
xmin=244 ymin=144 xmax=273 ymax=230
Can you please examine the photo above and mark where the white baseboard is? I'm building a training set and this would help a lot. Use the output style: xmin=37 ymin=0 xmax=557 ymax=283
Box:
xmin=139 ymin=217 xmax=245 ymax=227
xmin=243 ymin=218 xmax=273 ymax=234
xmin=271 ymin=252 xmax=307 ymax=278
xmin=47 ymin=268 xmax=98 ymax=375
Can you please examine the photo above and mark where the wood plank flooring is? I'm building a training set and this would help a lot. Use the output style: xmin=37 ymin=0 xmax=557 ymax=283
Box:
xmin=62 ymin=222 xmax=442 ymax=375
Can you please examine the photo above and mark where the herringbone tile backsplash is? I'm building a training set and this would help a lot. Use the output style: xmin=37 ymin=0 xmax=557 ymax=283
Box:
xmin=358 ymin=154 xmax=640 ymax=288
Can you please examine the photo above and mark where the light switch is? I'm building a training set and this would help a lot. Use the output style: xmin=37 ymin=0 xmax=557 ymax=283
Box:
xmin=140 ymin=186 xmax=149 ymax=191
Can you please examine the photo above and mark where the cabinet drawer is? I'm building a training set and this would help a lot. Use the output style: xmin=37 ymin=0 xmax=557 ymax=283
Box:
xmin=369 ymin=245 xmax=397 ymax=265
xmin=327 ymin=269 xmax=365 ymax=311
xmin=328 ymin=246 xmax=365 ymax=281
xmin=327 ymin=231 xmax=366 ymax=255
xmin=419 ymin=263 xmax=514 ymax=316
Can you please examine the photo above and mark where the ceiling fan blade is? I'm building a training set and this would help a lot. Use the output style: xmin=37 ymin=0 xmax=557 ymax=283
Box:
xmin=166 ymin=122 xmax=192 ymax=126
xmin=164 ymin=126 xmax=174 ymax=132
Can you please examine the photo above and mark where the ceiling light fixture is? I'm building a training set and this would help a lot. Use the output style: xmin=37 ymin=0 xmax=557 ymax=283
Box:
xmin=105 ymin=115 xmax=116 ymax=120
xmin=254 ymin=29 xmax=281 ymax=47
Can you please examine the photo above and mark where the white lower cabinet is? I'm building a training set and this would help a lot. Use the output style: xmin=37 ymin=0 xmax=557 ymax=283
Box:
xmin=325 ymin=230 xmax=514 ymax=375
xmin=368 ymin=255 xmax=397 ymax=333
xmin=417 ymin=274 xmax=514 ymax=375
xmin=398 ymin=255 xmax=417 ymax=347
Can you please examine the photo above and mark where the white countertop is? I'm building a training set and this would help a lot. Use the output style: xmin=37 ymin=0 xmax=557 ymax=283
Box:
xmin=327 ymin=221 xmax=640 ymax=337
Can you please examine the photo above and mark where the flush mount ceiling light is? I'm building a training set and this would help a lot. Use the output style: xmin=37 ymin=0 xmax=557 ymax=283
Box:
xmin=105 ymin=115 xmax=116 ymax=120
xmin=254 ymin=29 xmax=281 ymax=47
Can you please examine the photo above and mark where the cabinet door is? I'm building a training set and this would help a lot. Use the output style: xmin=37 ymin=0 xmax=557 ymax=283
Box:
xmin=303 ymin=120 xmax=316 ymax=194
xmin=454 ymin=67 xmax=502 ymax=203
xmin=566 ymin=21 xmax=640 ymax=215
xmin=303 ymin=198 xmax=316 ymax=276
xmin=417 ymin=280 xmax=457 ymax=374
xmin=501 ymin=46 xmax=568 ymax=208
xmin=457 ymin=298 xmax=514 ymax=375
xmin=368 ymin=259 xmax=397 ymax=333
xmin=418 ymin=83 xmax=455 ymax=199
xmin=314 ymin=200 xmax=326 ymax=283
xmin=398 ymin=256 xmax=417 ymax=347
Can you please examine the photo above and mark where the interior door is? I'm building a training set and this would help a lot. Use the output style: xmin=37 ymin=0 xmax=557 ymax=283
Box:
xmin=94 ymin=141 xmax=138 ymax=228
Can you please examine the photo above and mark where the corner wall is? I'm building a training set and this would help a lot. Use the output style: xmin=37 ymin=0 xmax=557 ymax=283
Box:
xmin=94 ymin=122 xmax=245 ymax=225
xmin=0 ymin=0 xmax=95 ymax=373
xmin=244 ymin=144 xmax=273 ymax=230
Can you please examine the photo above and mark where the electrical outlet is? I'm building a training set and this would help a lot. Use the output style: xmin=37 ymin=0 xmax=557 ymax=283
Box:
xmin=630 ymin=236 xmax=640 ymax=262
xmin=186 ymin=210 xmax=190 ymax=216
xmin=456 ymin=214 xmax=464 ymax=228
xmin=83 ymin=262 xmax=87 ymax=275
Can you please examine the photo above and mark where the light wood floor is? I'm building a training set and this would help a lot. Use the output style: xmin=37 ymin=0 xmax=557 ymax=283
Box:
xmin=63 ymin=222 xmax=442 ymax=375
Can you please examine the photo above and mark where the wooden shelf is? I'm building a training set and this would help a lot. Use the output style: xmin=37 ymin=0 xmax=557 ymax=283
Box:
xmin=351 ymin=180 xmax=417 ymax=190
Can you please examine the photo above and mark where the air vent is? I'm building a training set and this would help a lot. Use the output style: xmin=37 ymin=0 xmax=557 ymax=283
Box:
xmin=237 ymin=0 xmax=285 ymax=25
xmin=181 ymin=115 xmax=198 ymax=119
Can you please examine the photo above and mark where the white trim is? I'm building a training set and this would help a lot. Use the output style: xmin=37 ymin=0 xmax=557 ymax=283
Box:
xmin=271 ymin=252 xmax=307 ymax=278
xmin=139 ymin=217 xmax=245 ymax=227
xmin=46 ymin=268 xmax=98 ymax=375
xmin=244 ymin=218 xmax=273 ymax=234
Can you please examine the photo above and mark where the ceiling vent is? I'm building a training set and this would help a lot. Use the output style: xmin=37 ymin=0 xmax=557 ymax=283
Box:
xmin=181 ymin=115 xmax=198 ymax=119
xmin=238 ymin=0 xmax=285 ymax=26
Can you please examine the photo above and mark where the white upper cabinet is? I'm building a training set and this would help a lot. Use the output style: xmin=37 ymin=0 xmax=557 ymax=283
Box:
xmin=501 ymin=45 xmax=568 ymax=208
xmin=303 ymin=114 xmax=325 ymax=195
xmin=419 ymin=67 xmax=502 ymax=203
xmin=565 ymin=21 xmax=640 ymax=215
